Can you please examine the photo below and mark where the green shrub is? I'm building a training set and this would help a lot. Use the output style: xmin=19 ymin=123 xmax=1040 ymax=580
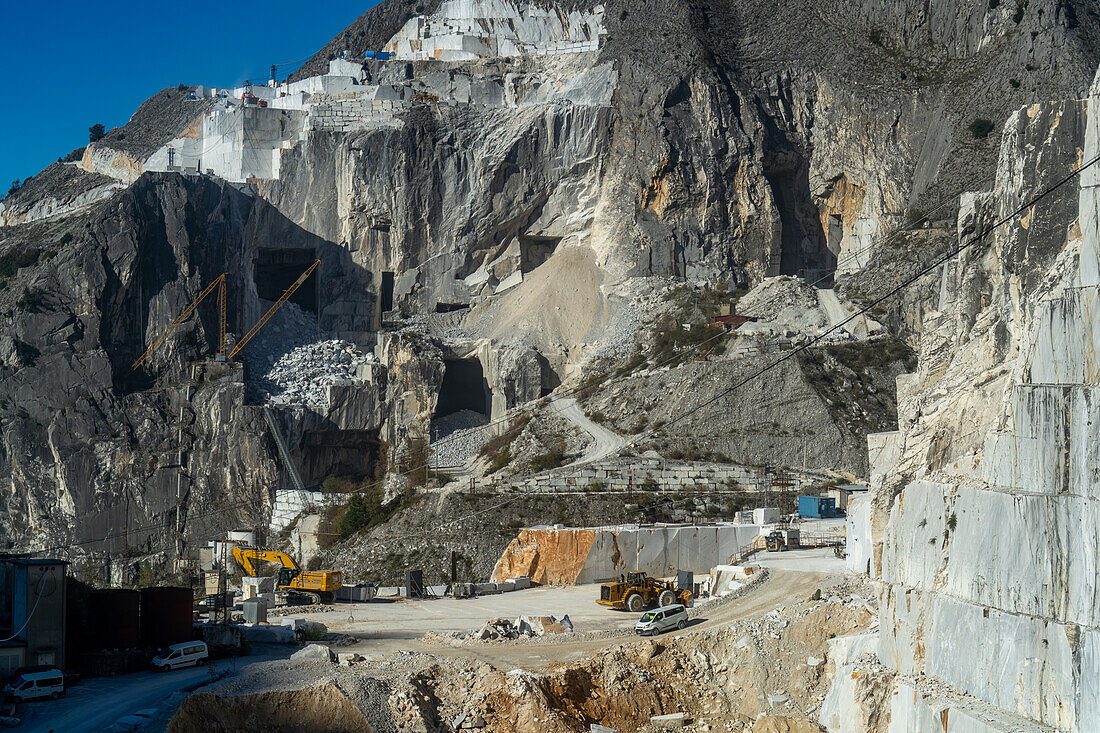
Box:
xmin=338 ymin=490 xmax=393 ymax=540
xmin=0 ymin=247 xmax=41 ymax=278
xmin=479 ymin=415 xmax=530 ymax=457
xmin=969 ymin=118 xmax=996 ymax=139
xmin=530 ymin=446 xmax=565 ymax=472
xmin=488 ymin=446 xmax=512 ymax=474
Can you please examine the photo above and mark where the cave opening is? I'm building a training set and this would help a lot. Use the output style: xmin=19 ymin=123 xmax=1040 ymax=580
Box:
xmin=762 ymin=158 xmax=835 ymax=280
xmin=517 ymin=234 xmax=561 ymax=273
xmin=254 ymin=248 xmax=318 ymax=312
xmin=379 ymin=271 xmax=394 ymax=314
xmin=538 ymin=353 xmax=561 ymax=398
xmin=826 ymin=214 xmax=844 ymax=256
xmin=436 ymin=358 xmax=491 ymax=419
xmin=435 ymin=302 xmax=469 ymax=313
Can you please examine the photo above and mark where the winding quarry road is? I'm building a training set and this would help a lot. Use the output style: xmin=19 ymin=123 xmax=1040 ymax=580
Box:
xmin=550 ymin=395 xmax=627 ymax=465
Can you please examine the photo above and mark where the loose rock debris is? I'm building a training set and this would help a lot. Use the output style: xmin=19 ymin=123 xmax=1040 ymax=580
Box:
xmin=171 ymin=577 xmax=874 ymax=732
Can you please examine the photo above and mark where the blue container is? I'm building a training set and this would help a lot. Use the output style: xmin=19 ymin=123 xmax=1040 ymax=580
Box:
xmin=798 ymin=495 xmax=839 ymax=519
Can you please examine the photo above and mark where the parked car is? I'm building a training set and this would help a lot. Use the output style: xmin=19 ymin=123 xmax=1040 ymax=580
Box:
xmin=634 ymin=603 xmax=688 ymax=636
xmin=151 ymin=641 xmax=209 ymax=671
xmin=2 ymin=669 xmax=65 ymax=701
xmin=11 ymin=664 xmax=78 ymax=688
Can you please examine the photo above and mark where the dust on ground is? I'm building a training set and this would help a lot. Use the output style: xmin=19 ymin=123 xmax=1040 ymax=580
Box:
xmin=169 ymin=573 xmax=874 ymax=732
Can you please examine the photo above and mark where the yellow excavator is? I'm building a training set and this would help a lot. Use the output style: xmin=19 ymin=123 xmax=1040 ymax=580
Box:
xmin=231 ymin=545 xmax=343 ymax=604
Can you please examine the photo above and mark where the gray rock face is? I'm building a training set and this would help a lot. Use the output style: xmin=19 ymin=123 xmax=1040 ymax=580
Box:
xmin=4 ymin=0 xmax=1100 ymax=571
xmin=0 ymin=174 xmax=383 ymax=559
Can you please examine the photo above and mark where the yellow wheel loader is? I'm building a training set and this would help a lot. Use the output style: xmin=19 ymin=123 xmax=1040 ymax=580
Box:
xmin=596 ymin=572 xmax=693 ymax=613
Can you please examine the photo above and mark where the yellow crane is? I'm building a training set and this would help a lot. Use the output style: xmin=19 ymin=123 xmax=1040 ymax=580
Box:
xmin=231 ymin=545 xmax=343 ymax=604
xmin=129 ymin=258 xmax=320 ymax=371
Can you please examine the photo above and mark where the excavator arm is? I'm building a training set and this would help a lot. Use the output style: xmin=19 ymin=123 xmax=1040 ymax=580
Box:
xmin=231 ymin=545 xmax=300 ymax=577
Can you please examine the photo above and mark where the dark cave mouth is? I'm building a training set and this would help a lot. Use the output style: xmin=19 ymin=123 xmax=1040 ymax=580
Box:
xmin=436 ymin=358 xmax=491 ymax=419
xmin=763 ymin=161 xmax=836 ymax=282
xmin=254 ymin=248 xmax=318 ymax=312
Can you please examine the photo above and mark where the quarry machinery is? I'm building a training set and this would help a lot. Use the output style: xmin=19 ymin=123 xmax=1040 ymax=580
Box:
xmin=596 ymin=572 xmax=693 ymax=613
xmin=231 ymin=545 xmax=343 ymax=604
xmin=129 ymin=258 xmax=320 ymax=371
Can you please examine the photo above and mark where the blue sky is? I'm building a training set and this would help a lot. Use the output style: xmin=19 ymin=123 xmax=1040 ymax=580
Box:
xmin=0 ymin=1 xmax=377 ymax=191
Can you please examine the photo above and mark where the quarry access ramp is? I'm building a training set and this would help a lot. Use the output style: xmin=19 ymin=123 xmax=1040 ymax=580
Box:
xmin=550 ymin=396 xmax=627 ymax=465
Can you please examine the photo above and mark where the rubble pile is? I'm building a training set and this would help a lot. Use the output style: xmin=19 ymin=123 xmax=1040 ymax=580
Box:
xmin=468 ymin=614 xmax=575 ymax=641
xmin=430 ymin=409 xmax=492 ymax=468
xmin=172 ymin=576 xmax=874 ymax=732
xmin=242 ymin=302 xmax=374 ymax=408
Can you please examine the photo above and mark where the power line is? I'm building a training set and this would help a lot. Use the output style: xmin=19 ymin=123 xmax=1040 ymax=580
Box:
xmin=629 ymin=151 xmax=1100 ymax=447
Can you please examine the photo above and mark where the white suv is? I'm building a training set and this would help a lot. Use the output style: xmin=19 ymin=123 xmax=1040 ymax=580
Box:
xmin=634 ymin=604 xmax=688 ymax=636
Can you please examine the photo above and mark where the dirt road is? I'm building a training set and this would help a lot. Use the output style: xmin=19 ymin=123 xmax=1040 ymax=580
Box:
xmin=331 ymin=569 xmax=829 ymax=671
xmin=550 ymin=395 xmax=626 ymax=465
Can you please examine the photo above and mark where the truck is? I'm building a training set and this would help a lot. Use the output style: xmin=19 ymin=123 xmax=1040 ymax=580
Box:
xmin=231 ymin=546 xmax=342 ymax=604
xmin=596 ymin=572 xmax=693 ymax=613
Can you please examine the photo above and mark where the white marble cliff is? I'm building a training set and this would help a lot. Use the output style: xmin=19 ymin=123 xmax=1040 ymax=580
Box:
xmin=821 ymin=64 xmax=1100 ymax=733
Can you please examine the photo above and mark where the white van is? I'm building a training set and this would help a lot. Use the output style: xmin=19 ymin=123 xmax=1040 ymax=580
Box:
xmin=151 ymin=641 xmax=209 ymax=671
xmin=634 ymin=604 xmax=688 ymax=636
xmin=3 ymin=669 xmax=65 ymax=701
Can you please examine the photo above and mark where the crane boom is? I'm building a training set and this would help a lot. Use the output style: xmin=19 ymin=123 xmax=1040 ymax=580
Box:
xmin=227 ymin=259 xmax=319 ymax=360
xmin=129 ymin=273 xmax=227 ymax=372
xmin=232 ymin=545 xmax=301 ymax=576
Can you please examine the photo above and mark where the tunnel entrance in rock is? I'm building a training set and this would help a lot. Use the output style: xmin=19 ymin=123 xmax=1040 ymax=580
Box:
xmin=436 ymin=359 xmax=491 ymax=419
xmin=763 ymin=158 xmax=834 ymax=279
xmin=518 ymin=234 xmax=561 ymax=273
xmin=379 ymin=271 xmax=394 ymax=314
xmin=255 ymin=248 xmax=318 ymax=312
xmin=435 ymin=302 xmax=469 ymax=313
xmin=293 ymin=429 xmax=380 ymax=488
xmin=538 ymin=353 xmax=561 ymax=398
xmin=827 ymin=214 xmax=843 ymax=255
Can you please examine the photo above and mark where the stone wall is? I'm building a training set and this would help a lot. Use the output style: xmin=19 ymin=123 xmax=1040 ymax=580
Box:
xmin=490 ymin=522 xmax=762 ymax=584
xmin=481 ymin=456 xmax=830 ymax=495
xmin=310 ymin=98 xmax=403 ymax=132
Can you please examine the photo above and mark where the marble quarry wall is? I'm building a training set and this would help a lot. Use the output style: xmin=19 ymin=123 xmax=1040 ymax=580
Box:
xmin=822 ymin=67 xmax=1100 ymax=733
xmin=384 ymin=0 xmax=605 ymax=61
xmin=491 ymin=523 xmax=761 ymax=584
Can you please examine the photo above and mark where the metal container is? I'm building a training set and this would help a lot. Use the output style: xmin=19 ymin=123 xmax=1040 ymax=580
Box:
xmin=90 ymin=589 xmax=140 ymax=650
xmin=242 ymin=599 xmax=268 ymax=625
xmin=139 ymin=586 xmax=194 ymax=649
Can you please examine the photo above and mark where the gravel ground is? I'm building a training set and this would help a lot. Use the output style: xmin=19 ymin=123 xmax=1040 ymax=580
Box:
xmin=430 ymin=410 xmax=492 ymax=468
xmin=585 ymin=276 xmax=672 ymax=361
xmin=243 ymin=302 xmax=374 ymax=408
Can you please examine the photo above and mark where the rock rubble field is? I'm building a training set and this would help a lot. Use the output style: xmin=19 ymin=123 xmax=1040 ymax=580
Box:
xmin=168 ymin=574 xmax=875 ymax=732
xmin=243 ymin=302 xmax=374 ymax=408
xmin=430 ymin=409 xmax=493 ymax=468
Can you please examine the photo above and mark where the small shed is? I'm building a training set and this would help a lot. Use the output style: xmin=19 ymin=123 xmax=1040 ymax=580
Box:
xmin=827 ymin=484 xmax=869 ymax=512
xmin=798 ymin=495 xmax=841 ymax=519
